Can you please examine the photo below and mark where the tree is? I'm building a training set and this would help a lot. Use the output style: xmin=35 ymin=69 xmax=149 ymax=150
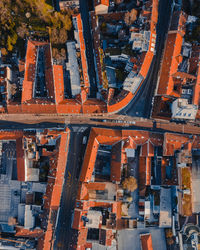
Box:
xmin=122 ymin=176 xmax=138 ymax=192
xmin=59 ymin=28 xmax=68 ymax=44
xmin=16 ymin=23 xmax=29 ymax=38
xmin=124 ymin=9 xmax=138 ymax=26
xmin=60 ymin=48 xmax=66 ymax=60
xmin=50 ymin=28 xmax=60 ymax=44
xmin=166 ymin=229 xmax=173 ymax=238
xmin=0 ymin=0 xmax=72 ymax=53
xmin=1 ymin=48 xmax=7 ymax=55
xmin=52 ymin=47 xmax=59 ymax=58
xmin=126 ymin=196 xmax=133 ymax=203
xmin=167 ymin=238 xmax=174 ymax=245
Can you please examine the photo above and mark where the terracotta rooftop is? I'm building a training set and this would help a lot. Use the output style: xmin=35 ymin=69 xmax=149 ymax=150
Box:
xmin=108 ymin=0 xmax=158 ymax=113
xmin=53 ymin=65 xmax=65 ymax=104
xmin=42 ymin=129 xmax=70 ymax=250
xmin=157 ymin=11 xmax=188 ymax=97
xmin=22 ymin=40 xmax=54 ymax=104
xmin=75 ymin=14 xmax=90 ymax=90
xmin=2 ymin=0 xmax=159 ymax=115
xmin=16 ymin=137 xmax=25 ymax=181
xmin=140 ymin=233 xmax=153 ymax=250
xmin=94 ymin=0 xmax=109 ymax=7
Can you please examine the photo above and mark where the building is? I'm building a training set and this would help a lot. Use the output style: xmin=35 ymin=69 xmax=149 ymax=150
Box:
xmin=131 ymin=31 xmax=151 ymax=52
xmin=59 ymin=0 xmax=79 ymax=11
xmin=156 ymin=11 xmax=187 ymax=98
xmin=71 ymin=127 xmax=200 ymax=249
xmin=22 ymin=40 xmax=55 ymax=103
xmin=171 ymin=98 xmax=198 ymax=120
xmin=140 ymin=233 xmax=153 ymax=250
xmin=0 ymin=128 xmax=71 ymax=249
xmin=153 ymin=10 xmax=200 ymax=121
xmin=66 ymin=41 xmax=81 ymax=97
xmin=159 ymin=187 xmax=172 ymax=228
xmin=94 ymin=0 xmax=109 ymax=14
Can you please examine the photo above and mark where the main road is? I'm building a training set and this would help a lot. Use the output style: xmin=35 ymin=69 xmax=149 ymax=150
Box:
xmin=119 ymin=0 xmax=173 ymax=118
xmin=53 ymin=126 xmax=89 ymax=250
xmin=0 ymin=113 xmax=200 ymax=135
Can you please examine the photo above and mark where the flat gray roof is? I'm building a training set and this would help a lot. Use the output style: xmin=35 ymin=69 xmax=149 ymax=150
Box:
xmin=66 ymin=41 xmax=81 ymax=96
xmin=118 ymin=228 xmax=167 ymax=250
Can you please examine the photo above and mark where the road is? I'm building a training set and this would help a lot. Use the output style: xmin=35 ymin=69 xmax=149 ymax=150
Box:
xmin=53 ymin=126 xmax=89 ymax=250
xmin=119 ymin=0 xmax=173 ymax=118
xmin=79 ymin=0 xmax=98 ymax=97
xmin=0 ymin=113 xmax=200 ymax=135
xmin=0 ymin=121 xmax=65 ymax=130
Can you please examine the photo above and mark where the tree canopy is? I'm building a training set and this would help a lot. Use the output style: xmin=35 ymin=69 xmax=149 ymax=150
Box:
xmin=0 ymin=0 xmax=72 ymax=55
xmin=122 ymin=176 xmax=138 ymax=192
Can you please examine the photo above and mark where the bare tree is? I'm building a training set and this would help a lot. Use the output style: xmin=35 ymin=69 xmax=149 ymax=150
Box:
xmin=124 ymin=9 xmax=137 ymax=26
xmin=122 ymin=176 xmax=138 ymax=192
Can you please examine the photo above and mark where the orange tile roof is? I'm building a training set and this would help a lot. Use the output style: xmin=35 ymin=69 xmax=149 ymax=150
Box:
xmin=146 ymin=156 xmax=151 ymax=185
xmin=21 ymin=103 xmax=57 ymax=114
xmin=0 ymin=130 xmax=23 ymax=140
xmin=15 ymin=227 xmax=43 ymax=238
xmin=82 ymin=99 xmax=107 ymax=113
xmin=99 ymin=229 xmax=114 ymax=246
xmin=110 ymin=159 xmax=121 ymax=183
xmin=22 ymin=40 xmax=54 ymax=104
xmin=75 ymin=14 xmax=90 ymax=90
xmin=157 ymin=32 xmax=183 ymax=96
xmin=157 ymin=12 xmax=187 ymax=97
xmin=163 ymin=133 xmax=192 ymax=156
xmin=53 ymin=65 xmax=65 ymax=104
xmin=151 ymin=0 xmax=158 ymax=24
xmin=141 ymin=141 xmax=154 ymax=157
xmin=16 ymin=137 xmax=25 ymax=181
xmin=73 ymin=126 xmax=200 ymax=249
xmin=80 ymin=128 xmax=166 ymax=183
xmin=22 ymin=80 xmax=34 ymax=103
xmin=140 ymin=52 xmax=154 ymax=78
xmin=80 ymin=129 xmax=99 ymax=182
xmin=94 ymin=0 xmax=109 ymax=7
xmin=108 ymin=0 xmax=158 ymax=113
xmin=87 ymin=182 xmax=106 ymax=190
xmin=172 ymin=71 xmax=196 ymax=80
xmin=43 ymin=129 xmax=70 ymax=249
xmin=22 ymin=40 xmax=37 ymax=103
xmin=107 ymin=87 xmax=134 ymax=113
xmin=139 ymin=157 xmax=147 ymax=189
xmin=140 ymin=233 xmax=153 ymax=250
xmin=193 ymin=55 xmax=200 ymax=105
xmin=18 ymin=60 xmax=25 ymax=72
xmin=76 ymin=228 xmax=88 ymax=247
xmin=72 ymin=209 xmax=86 ymax=230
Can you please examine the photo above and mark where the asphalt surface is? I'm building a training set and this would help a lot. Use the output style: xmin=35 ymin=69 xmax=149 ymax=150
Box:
xmin=0 ymin=121 xmax=65 ymax=130
xmin=119 ymin=0 xmax=173 ymax=118
xmin=79 ymin=0 xmax=98 ymax=97
xmin=53 ymin=126 xmax=89 ymax=250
